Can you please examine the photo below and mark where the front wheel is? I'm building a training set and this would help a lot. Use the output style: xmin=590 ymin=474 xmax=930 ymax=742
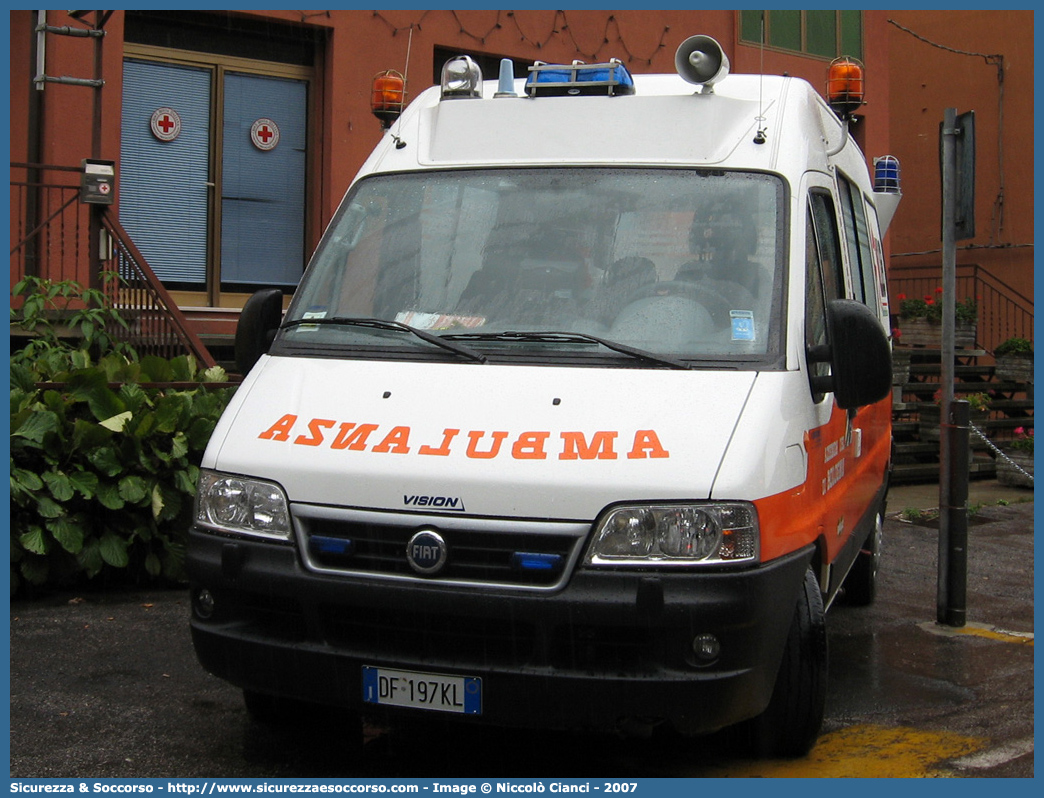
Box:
xmin=843 ymin=509 xmax=883 ymax=606
xmin=743 ymin=567 xmax=827 ymax=758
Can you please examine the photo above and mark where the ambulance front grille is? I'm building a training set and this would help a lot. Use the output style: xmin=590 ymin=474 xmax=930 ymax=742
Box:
xmin=292 ymin=504 xmax=590 ymax=591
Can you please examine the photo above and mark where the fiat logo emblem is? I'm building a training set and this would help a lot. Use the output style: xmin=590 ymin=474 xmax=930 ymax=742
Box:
xmin=406 ymin=529 xmax=447 ymax=575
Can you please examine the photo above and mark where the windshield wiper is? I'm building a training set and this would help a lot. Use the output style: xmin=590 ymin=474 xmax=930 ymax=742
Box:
xmin=442 ymin=330 xmax=693 ymax=370
xmin=280 ymin=317 xmax=487 ymax=363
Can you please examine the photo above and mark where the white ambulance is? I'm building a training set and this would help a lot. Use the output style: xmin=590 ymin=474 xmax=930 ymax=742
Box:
xmin=189 ymin=35 xmax=898 ymax=757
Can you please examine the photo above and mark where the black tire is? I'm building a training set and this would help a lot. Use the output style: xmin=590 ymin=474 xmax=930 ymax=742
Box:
xmin=745 ymin=567 xmax=827 ymax=758
xmin=844 ymin=509 xmax=883 ymax=606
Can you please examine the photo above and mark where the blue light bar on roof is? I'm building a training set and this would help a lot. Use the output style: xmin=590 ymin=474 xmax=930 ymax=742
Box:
xmin=525 ymin=59 xmax=635 ymax=98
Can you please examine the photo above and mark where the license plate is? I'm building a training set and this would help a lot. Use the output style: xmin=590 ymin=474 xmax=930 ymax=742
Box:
xmin=362 ymin=666 xmax=482 ymax=715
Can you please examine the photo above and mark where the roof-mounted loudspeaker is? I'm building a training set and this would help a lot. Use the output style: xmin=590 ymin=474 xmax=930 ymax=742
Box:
xmin=675 ymin=35 xmax=730 ymax=93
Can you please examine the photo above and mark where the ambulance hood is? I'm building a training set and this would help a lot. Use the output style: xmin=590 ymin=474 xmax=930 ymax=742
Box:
xmin=207 ymin=356 xmax=758 ymax=521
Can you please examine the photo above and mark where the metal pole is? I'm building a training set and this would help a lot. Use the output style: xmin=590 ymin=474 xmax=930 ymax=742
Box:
xmin=26 ymin=11 xmax=46 ymax=278
xmin=91 ymin=11 xmax=103 ymax=159
xmin=88 ymin=11 xmax=105 ymax=291
xmin=940 ymin=400 xmax=970 ymax=626
xmin=937 ymin=106 xmax=966 ymax=626
xmin=34 ymin=10 xmax=47 ymax=91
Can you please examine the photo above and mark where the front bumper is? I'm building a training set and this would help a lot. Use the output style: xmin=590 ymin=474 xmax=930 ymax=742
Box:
xmin=187 ymin=529 xmax=811 ymax=735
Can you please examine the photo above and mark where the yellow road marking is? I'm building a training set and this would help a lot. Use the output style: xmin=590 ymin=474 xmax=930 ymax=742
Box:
xmin=918 ymin=621 xmax=1034 ymax=645
xmin=704 ymin=725 xmax=987 ymax=778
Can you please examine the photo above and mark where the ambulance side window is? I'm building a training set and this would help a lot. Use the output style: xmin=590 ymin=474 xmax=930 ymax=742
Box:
xmin=805 ymin=213 xmax=829 ymax=399
xmin=808 ymin=191 xmax=844 ymax=302
xmin=806 ymin=192 xmax=843 ymax=402
xmin=862 ymin=197 xmax=889 ymax=322
xmin=837 ymin=174 xmax=877 ymax=307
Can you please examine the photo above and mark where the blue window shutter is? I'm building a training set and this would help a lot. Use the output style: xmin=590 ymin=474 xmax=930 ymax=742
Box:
xmin=120 ymin=59 xmax=211 ymax=284
xmin=220 ymin=72 xmax=307 ymax=287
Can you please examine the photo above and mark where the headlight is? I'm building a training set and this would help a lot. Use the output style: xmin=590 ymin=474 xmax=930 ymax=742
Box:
xmin=196 ymin=470 xmax=292 ymax=541
xmin=586 ymin=503 xmax=759 ymax=567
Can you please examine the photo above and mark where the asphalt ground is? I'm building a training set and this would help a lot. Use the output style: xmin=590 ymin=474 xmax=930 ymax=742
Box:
xmin=8 ymin=482 xmax=1034 ymax=779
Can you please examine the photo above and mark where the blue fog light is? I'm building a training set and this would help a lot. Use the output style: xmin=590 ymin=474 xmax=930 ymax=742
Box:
xmin=311 ymin=536 xmax=355 ymax=556
xmin=511 ymin=552 xmax=563 ymax=572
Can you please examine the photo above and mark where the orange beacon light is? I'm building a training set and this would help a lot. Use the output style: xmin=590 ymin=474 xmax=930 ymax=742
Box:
xmin=827 ymin=56 xmax=864 ymax=116
xmin=371 ymin=70 xmax=406 ymax=128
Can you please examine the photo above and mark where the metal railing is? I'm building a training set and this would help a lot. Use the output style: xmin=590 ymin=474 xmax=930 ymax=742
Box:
xmin=10 ymin=162 xmax=88 ymax=283
xmin=99 ymin=211 xmax=215 ymax=367
xmin=11 ymin=161 xmax=215 ymax=367
xmin=889 ymin=263 xmax=1034 ymax=354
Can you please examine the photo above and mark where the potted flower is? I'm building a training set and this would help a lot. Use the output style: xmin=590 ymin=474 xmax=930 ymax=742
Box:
xmin=994 ymin=337 xmax=1033 ymax=383
xmin=996 ymin=426 xmax=1034 ymax=488
xmin=895 ymin=288 xmax=977 ymax=348
xmin=919 ymin=390 xmax=991 ymax=442
xmin=962 ymin=391 xmax=992 ymax=414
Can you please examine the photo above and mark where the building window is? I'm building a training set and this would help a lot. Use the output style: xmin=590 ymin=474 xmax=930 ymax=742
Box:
xmin=740 ymin=10 xmax=862 ymax=61
xmin=120 ymin=27 xmax=314 ymax=305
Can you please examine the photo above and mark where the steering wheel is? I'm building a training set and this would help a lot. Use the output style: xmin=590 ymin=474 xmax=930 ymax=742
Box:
xmin=631 ymin=280 xmax=739 ymax=326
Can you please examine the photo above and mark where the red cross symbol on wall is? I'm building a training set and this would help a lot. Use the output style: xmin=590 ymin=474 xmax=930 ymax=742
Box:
xmin=151 ymin=107 xmax=181 ymax=141
xmin=251 ymin=118 xmax=280 ymax=150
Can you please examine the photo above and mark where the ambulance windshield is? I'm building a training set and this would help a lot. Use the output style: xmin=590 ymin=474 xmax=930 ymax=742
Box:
xmin=283 ymin=168 xmax=786 ymax=365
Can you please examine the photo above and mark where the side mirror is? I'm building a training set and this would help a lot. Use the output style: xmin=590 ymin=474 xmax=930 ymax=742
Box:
xmin=235 ymin=289 xmax=283 ymax=375
xmin=809 ymin=299 xmax=892 ymax=409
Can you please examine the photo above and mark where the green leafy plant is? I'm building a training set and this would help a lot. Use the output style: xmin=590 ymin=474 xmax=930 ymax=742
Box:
xmin=995 ymin=337 xmax=1033 ymax=358
xmin=11 ymin=273 xmax=136 ymax=367
xmin=10 ymin=275 xmax=235 ymax=595
xmin=932 ymin=389 xmax=991 ymax=412
xmin=955 ymin=297 xmax=978 ymax=324
xmin=899 ymin=507 xmax=938 ymax=524
xmin=963 ymin=391 xmax=992 ymax=412
xmin=1008 ymin=427 xmax=1034 ymax=453
xmin=900 ymin=507 xmax=925 ymax=522
xmin=896 ymin=288 xmax=977 ymax=324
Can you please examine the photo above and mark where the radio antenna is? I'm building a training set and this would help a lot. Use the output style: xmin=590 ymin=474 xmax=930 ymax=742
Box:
xmin=386 ymin=25 xmax=414 ymax=149
xmin=403 ymin=24 xmax=414 ymax=89
xmin=754 ymin=12 xmax=767 ymax=144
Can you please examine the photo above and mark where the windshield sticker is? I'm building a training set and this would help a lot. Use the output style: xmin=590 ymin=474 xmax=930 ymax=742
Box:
xmin=730 ymin=310 xmax=755 ymax=341
xmin=394 ymin=311 xmax=486 ymax=330
xmin=294 ymin=308 xmax=328 ymax=333
xmin=257 ymin=414 xmax=670 ymax=461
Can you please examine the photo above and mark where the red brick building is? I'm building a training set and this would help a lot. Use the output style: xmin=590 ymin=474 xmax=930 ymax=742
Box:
xmin=12 ymin=10 xmax=1028 ymax=356
xmin=884 ymin=10 xmax=1033 ymax=350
